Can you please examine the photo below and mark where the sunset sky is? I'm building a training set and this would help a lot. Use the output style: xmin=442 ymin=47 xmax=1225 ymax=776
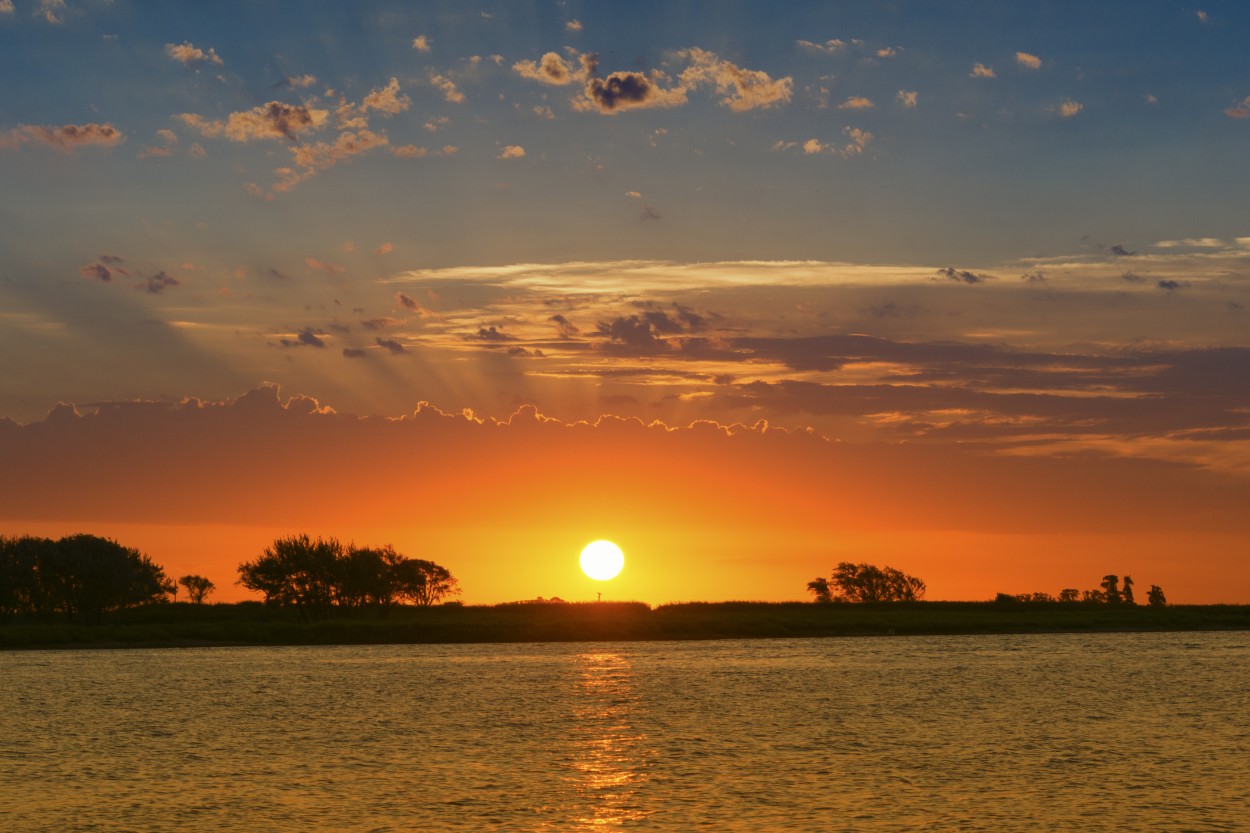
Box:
xmin=3 ymin=1 xmax=1249 ymax=604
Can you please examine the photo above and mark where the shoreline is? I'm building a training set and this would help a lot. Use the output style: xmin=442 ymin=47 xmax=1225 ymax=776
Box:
xmin=3 ymin=600 xmax=1248 ymax=651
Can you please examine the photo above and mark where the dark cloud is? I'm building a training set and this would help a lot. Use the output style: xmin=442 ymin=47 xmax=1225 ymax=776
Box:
xmin=1021 ymin=272 xmax=1046 ymax=283
xmin=140 ymin=271 xmax=180 ymax=294
xmin=342 ymin=348 xmax=367 ymax=359
xmin=550 ymin=314 xmax=580 ymax=338
xmin=507 ymin=346 xmax=544 ymax=357
xmin=1121 ymin=272 xmax=1144 ymax=284
xmin=361 ymin=317 xmax=400 ymax=330
xmin=1157 ymin=279 xmax=1185 ymax=291
xmin=936 ymin=267 xmax=990 ymax=284
xmin=281 ymin=328 xmax=327 ymax=348
xmin=473 ymin=325 xmax=513 ymax=342
xmin=99 ymin=254 xmax=125 ymax=266
xmin=375 ymin=337 xmax=407 ymax=355
xmin=79 ymin=262 xmax=116 ymax=283
xmin=395 ymin=291 xmax=427 ymax=314
xmin=640 ymin=202 xmax=661 ymax=221
xmin=1111 ymin=244 xmax=1135 ymax=257
xmin=584 ymin=72 xmax=681 ymax=114
xmin=267 ymin=268 xmax=291 ymax=281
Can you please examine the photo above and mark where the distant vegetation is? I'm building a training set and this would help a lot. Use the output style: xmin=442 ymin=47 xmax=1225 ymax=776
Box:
xmin=807 ymin=562 xmax=926 ymax=603
xmin=995 ymin=574 xmax=1167 ymax=606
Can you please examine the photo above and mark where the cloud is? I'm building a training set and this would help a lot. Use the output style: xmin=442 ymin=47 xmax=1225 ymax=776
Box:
xmin=678 ymin=47 xmax=793 ymax=111
xmin=497 ymin=144 xmax=526 ymax=159
xmin=1111 ymin=244 xmax=1135 ymax=257
xmin=795 ymin=39 xmax=846 ymax=55
xmin=305 ymin=257 xmax=346 ymax=274
xmin=970 ymin=63 xmax=996 ymax=78
xmin=362 ymin=77 xmax=411 ymax=114
xmin=936 ymin=267 xmax=990 ymax=284
xmin=342 ymin=348 xmax=367 ymax=359
xmin=0 ymin=1 xmax=13 ymax=15
xmin=1154 ymin=238 xmax=1225 ymax=249
xmin=1157 ymin=279 xmax=1185 ymax=291
xmin=139 ymin=271 xmax=180 ymax=294
xmin=80 ymin=262 xmax=118 ymax=283
xmin=375 ymin=242 xmax=394 ymax=255
xmin=178 ymin=102 xmax=328 ymax=143
xmin=412 ymin=34 xmax=431 ymax=52
xmin=1015 ymin=51 xmax=1042 ymax=70
xmin=281 ymin=328 xmax=327 ymax=348
xmin=280 ymin=74 xmax=317 ymax=88
xmin=565 ymin=19 xmax=583 ymax=32
xmin=838 ymin=96 xmax=874 ymax=110
xmin=1121 ymin=271 xmax=1144 ymax=283
xmin=1 ymin=123 xmax=124 ymax=152
xmin=876 ymin=47 xmax=897 ymax=58
xmin=896 ymin=90 xmax=918 ymax=108
xmin=360 ymin=317 xmax=401 ymax=330
xmin=165 ymin=42 xmax=223 ymax=67
xmin=1021 ymin=272 xmax=1047 ymax=283
xmin=430 ymin=74 xmax=465 ymax=104
xmin=392 ymin=144 xmax=427 ymax=158
xmin=286 ymin=129 xmax=388 ymax=180
xmin=797 ymin=127 xmax=872 ymax=158
xmin=395 ymin=292 xmax=429 ymax=316
xmin=513 ymin=52 xmax=590 ymax=86
xmin=473 ymin=325 xmax=513 ymax=342
xmin=583 ymin=71 xmax=687 ymax=114
xmin=1197 ymin=10 xmax=1210 ymax=23
xmin=375 ymin=337 xmax=408 ymax=355
xmin=1057 ymin=99 xmax=1083 ymax=118
xmin=1224 ymin=97 xmax=1250 ymax=119
xmin=36 ymin=0 xmax=64 ymax=24
xmin=550 ymin=314 xmax=580 ymax=338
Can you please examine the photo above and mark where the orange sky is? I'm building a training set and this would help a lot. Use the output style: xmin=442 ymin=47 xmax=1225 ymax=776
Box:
xmin=3 ymin=386 xmax=1247 ymax=603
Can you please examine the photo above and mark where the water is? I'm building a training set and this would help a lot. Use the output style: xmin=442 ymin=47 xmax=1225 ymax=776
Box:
xmin=2 ymin=633 xmax=1248 ymax=831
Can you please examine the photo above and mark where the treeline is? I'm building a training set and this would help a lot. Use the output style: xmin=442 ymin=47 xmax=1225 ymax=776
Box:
xmin=1 ymin=532 xmax=459 ymax=625
xmin=237 ymin=535 xmax=459 ymax=621
xmin=0 ymin=534 xmax=170 ymax=623
xmin=996 ymin=574 xmax=1166 ymax=606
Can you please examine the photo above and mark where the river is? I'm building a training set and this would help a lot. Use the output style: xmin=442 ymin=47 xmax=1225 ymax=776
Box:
xmin=2 ymin=632 xmax=1247 ymax=831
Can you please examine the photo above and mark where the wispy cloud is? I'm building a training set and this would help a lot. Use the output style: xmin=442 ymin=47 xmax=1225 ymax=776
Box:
xmin=1 ymin=123 xmax=124 ymax=152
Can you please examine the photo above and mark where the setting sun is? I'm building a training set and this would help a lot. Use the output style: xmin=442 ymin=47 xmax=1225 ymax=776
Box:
xmin=579 ymin=540 xmax=625 ymax=581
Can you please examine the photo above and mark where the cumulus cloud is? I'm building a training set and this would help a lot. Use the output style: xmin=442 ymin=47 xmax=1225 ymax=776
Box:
xmin=1015 ymin=51 xmax=1042 ymax=70
xmin=550 ymin=314 xmax=580 ymax=338
xmin=678 ymin=48 xmax=793 ymax=111
xmin=178 ymin=102 xmax=328 ymax=143
xmin=896 ymin=90 xmax=918 ymax=108
xmin=473 ymin=325 xmax=513 ymax=342
xmin=565 ymin=19 xmax=583 ymax=32
xmin=392 ymin=144 xmax=427 ymax=158
xmin=1224 ymin=96 xmax=1250 ymax=119
xmin=395 ymin=291 xmax=429 ymax=316
xmin=0 ymin=1 xmax=14 ymax=15
xmin=165 ymin=42 xmax=223 ymax=67
xmin=80 ymin=262 xmax=118 ymax=282
xmin=582 ymin=71 xmax=687 ymax=114
xmin=497 ymin=144 xmax=525 ymax=159
xmin=1 ymin=123 xmax=124 ymax=152
xmin=838 ymin=96 xmax=874 ymax=110
xmin=796 ymin=127 xmax=873 ymax=158
xmin=513 ymin=52 xmax=590 ymax=86
xmin=286 ymin=129 xmax=388 ymax=179
xmin=280 ymin=74 xmax=317 ymax=88
xmin=970 ymin=63 xmax=996 ymax=78
xmin=430 ymin=74 xmax=465 ymax=104
xmin=36 ymin=0 xmax=65 ymax=24
xmin=362 ymin=77 xmax=411 ymax=115
xmin=412 ymin=34 xmax=431 ymax=52
xmin=1057 ymin=99 xmax=1083 ymax=118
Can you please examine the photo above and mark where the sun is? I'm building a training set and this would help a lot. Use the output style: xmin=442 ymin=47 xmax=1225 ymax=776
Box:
xmin=579 ymin=540 xmax=625 ymax=581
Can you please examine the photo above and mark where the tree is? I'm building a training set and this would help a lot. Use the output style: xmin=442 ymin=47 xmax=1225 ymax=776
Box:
xmin=1099 ymin=574 xmax=1121 ymax=605
xmin=1058 ymin=588 xmax=1080 ymax=603
xmin=393 ymin=558 xmax=460 ymax=606
xmin=826 ymin=562 xmax=925 ymax=603
xmin=1121 ymin=575 xmax=1135 ymax=605
xmin=807 ymin=576 xmax=832 ymax=603
xmin=1147 ymin=585 xmax=1167 ymax=606
xmin=178 ymin=575 xmax=215 ymax=605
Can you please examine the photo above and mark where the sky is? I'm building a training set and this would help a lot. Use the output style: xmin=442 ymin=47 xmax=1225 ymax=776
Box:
xmin=2 ymin=0 xmax=1249 ymax=604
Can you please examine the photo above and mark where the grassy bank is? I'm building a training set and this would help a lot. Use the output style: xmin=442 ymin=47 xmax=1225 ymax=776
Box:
xmin=2 ymin=600 xmax=1249 ymax=650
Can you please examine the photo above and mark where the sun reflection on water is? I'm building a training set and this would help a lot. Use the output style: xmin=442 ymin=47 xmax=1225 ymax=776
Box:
xmin=568 ymin=651 xmax=653 ymax=829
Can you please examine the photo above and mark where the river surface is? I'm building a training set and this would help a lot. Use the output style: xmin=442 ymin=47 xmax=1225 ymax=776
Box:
xmin=2 ymin=633 xmax=1248 ymax=832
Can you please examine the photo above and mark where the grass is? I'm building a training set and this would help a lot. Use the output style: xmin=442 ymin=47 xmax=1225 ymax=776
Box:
xmin=2 ymin=600 xmax=1248 ymax=650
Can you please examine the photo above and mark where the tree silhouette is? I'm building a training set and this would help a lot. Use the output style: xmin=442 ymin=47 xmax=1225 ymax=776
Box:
xmin=806 ymin=576 xmax=832 ymax=603
xmin=1147 ymin=585 xmax=1167 ymax=606
xmin=1121 ymin=575 xmax=1135 ymax=605
xmin=822 ymin=562 xmax=925 ymax=603
xmin=178 ymin=575 xmax=215 ymax=605
xmin=393 ymin=558 xmax=460 ymax=607
xmin=1099 ymin=575 xmax=1121 ymax=605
